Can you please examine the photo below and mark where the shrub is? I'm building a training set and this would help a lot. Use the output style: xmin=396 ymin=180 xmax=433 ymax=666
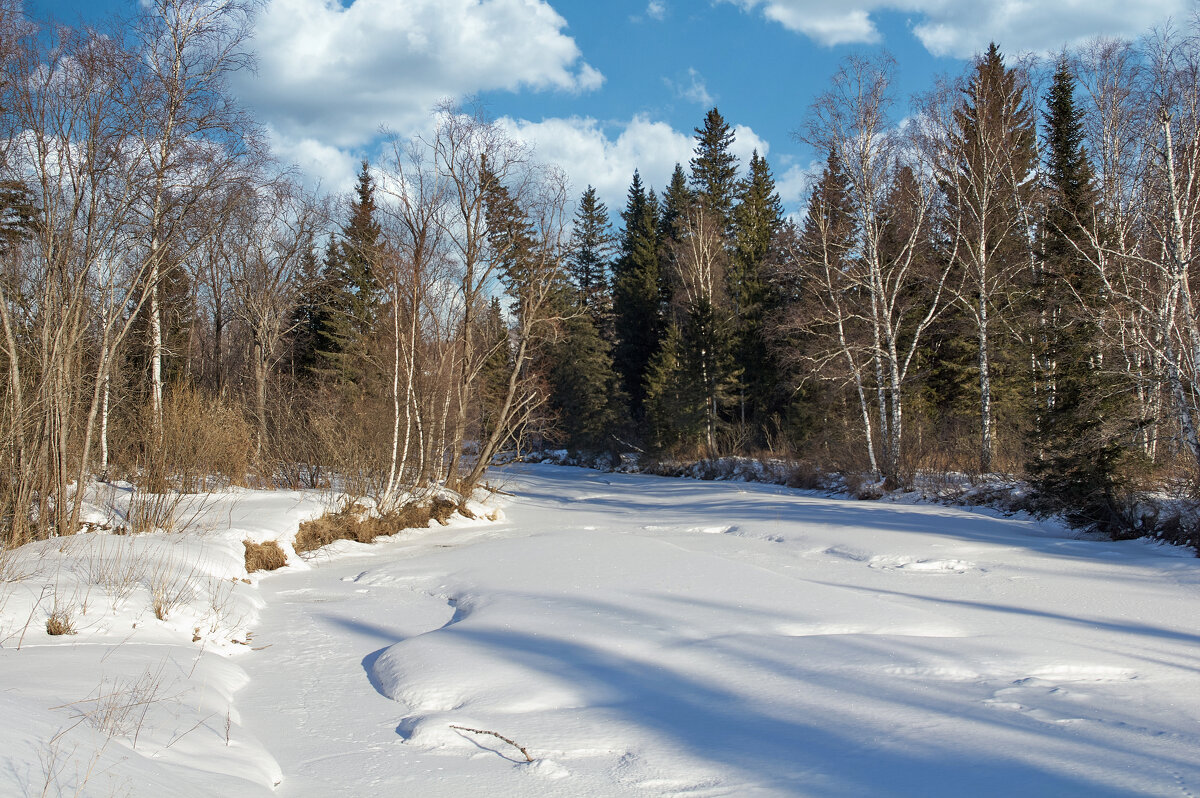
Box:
xmin=294 ymin=500 xmax=453 ymax=554
xmin=46 ymin=607 xmax=75 ymax=636
xmin=243 ymin=540 xmax=288 ymax=573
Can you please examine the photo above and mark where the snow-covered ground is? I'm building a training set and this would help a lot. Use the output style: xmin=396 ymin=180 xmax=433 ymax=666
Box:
xmin=3 ymin=463 xmax=1199 ymax=796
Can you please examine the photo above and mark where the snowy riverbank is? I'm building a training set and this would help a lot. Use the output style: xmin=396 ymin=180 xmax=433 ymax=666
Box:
xmin=3 ymin=463 xmax=1199 ymax=796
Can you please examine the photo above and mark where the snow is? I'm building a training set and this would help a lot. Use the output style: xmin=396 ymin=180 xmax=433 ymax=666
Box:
xmin=3 ymin=462 xmax=1200 ymax=796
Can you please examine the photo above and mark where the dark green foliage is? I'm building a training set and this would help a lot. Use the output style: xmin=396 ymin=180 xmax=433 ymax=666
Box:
xmin=287 ymin=233 xmax=324 ymax=377
xmin=689 ymin=107 xmax=739 ymax=231
xmin=568 ymin=186 xmax=615 ymax=334
xmin=643 ymin=321 xmax=698 ymax=452
xmin=0 ymin=178 xmax=37 ymax=253
xmin=729 ymin=149 xmax=785 ymax=432
xmin=658 ymin=163 xmax=692 ymax=241
xmin=940 ymin=42 xmax=1038 ymax=472
xmin=612 ymin=171 xmax=663 ymax=424
xmin=546 ymin=313 xmax=628 ymax=451
xmin=313 ymin=161 xmax=383 ymax=383
xmin=644 ymin=298 xmax=739 ymax=455
xmin=477 ymin=297 xmax=512 ymax=441
xmin=1027 ymin=59 xmax=1140 ymax=533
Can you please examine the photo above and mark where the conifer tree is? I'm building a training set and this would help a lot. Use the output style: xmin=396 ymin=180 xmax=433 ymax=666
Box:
xmin=612 ymin=171 xmax=662 ymax=425
xmin=567 ymin=185 xmax=615 ymax=333
xmin=730 ymin=149 xmax=785 ymax=431
xmin=1027 ymin=59 xmax=1134 ymax=531
xmin=317 ymin=161 xmax=382 ymax=382
xmin=689 ymin=107 xmax=739 ymax=231
xmin=477 ymin=297 xmax=512 ymax=442
xmin=546 ymin=313 xmax=628 ymax=452
xmin=659 ymin=163 xmax=693 ymax=241
xmin=287 ymin=233 xmax=325 ymax=378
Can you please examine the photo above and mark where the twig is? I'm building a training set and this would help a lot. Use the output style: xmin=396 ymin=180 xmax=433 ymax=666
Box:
xmin=449 ymin=724 xmax=534 ymax=762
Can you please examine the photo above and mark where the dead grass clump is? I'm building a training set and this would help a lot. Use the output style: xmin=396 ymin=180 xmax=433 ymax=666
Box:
xmin=295 ymin=499 xmax=460 ymax=554
xmin=46 ymin=608 xmax=75 ymax=636
xmin=243 ymin=540 xmax=287 ymax=573
xmin=294 ymin=505 xmax=363 ymax=553
xmin=431 ymin=497 xmax=459 ymax=525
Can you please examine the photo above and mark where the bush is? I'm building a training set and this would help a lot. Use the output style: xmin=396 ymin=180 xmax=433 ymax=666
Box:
xmin=294 ymin=500 xmax=455 ymax=554
xmin=243 ymin=540 xmax=288 ymax=573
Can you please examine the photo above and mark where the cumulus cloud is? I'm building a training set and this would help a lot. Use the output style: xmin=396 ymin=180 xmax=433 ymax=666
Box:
xmin=498 ymin=115 xmax=770 ymax=213
xmin=720 ymin=0 xmax=1187 ymax=57
xmin=237 ymin=0 xmax=602 ymax=150
xmin=647 ymin=1 xmax=667 ymax=21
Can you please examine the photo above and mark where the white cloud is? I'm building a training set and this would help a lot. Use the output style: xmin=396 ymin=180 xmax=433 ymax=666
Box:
xmin=647 ymin=1 xmax=667 ymax=20
xmin=238 ymin=0 xmax=602 ymax=150
xmin=775 ymin=162 xmax=812 ymax=211
xmin=665 ymin=67 xmax=714 ymax=107
xmin=498 ymin=115 xmax=771 ymax=214
xmin=720 ymin=0 xmax=1187 ymax=57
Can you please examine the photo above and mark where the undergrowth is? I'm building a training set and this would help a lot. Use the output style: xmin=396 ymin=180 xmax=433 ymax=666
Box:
xmin=294 ymin=497 xmax=459 ymax=554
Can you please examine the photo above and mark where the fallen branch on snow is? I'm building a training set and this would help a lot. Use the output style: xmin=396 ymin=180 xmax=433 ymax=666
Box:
xmin=449 ymin=724 xmax=533 ymax=762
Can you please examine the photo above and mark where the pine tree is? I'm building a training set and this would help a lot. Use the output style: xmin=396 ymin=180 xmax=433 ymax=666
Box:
xmin=287 ymin=233 xmax=325 ymax=378
xmin=317 ymin=161 xmax=383 ymax=382
xmin=612 ymin=171 xmax=663 ymax=426
xmin=477 ymin=297 xmax=512 ymax=442
xmin=1027 ymin=59 xmax=1136 ymax=532
xmin=567 ymin=186 xmax=615 ymax=334
xmin=547 ymin=313 xmax=628 ymax=452
xmin=730 ymin=149 xmax=785 ymax=432
xmin=659 ymin=163 xmax=693 ymax=241
xmin=643 ymin=321 xmax=699 ymax=452
xmin=689 ymin=107 xmax=739 ymax=232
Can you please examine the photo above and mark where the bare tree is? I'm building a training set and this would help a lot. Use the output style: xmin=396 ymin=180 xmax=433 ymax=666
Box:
xmin=802 ymin=55 xmax=952 ymax=482
xmin=226 ymin=174 xmax=323 ymax=460
xmin=125 ymin=0 xmax=260 ymax=433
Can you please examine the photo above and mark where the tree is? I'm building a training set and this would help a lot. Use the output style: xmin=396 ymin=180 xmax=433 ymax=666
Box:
xmin=612 ymin=171 xmax=662 ymax=426
xmin=661 ymin=203 xmax=739 ymax=454
xmin=128 ymin=0 xmax=261 ymax=432
xmin=925 ymin=43 xmax=1037 ymax=472
xmin=773 ymin=150 xmax=875 ymax=468
xmin=802 ymin=55 xmax=951 ymax=483
xmin=546 ymin=313 xmax=627 ymax=451
xmin=1026 ymin=58 xmax=1135 ymax=530
xmin=689 ymin=107 xmax=739 ymax=232
xmin=317 ymin=160 xmax=382 ymax=383
xmin=567 ymin=185 xmax=615 ymax=333
xmin=730 ymin=149 xmax=785 ymax=431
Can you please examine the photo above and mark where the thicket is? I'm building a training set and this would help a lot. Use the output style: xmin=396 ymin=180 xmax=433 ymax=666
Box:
xmin=1 ymin=0 xmax=1199 ymax=546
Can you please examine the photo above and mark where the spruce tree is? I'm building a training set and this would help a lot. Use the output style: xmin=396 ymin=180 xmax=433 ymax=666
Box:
xmin=659 ymin=163 xmax=693 ymax=241
xmin=730 ymin=149 xmax=785 ymax=431
xmin=567 ymin=186 xmax=615 ymax=334
xmin=316 ymin=161 xmax=383 ymax=382
xmin=1027 ymin=59 xmax=1135 ymax=533
xmin=477 ymin=297 xmax=512 ymax=442
xmin=287 ymin=233 xmax=325 ymax=378
xmin=689 ymin=107 xmax=739 ymax=232
xmin=612 ymin=171 xmax=663 ymax=426
xmin=547 ymin=313 xmax=628 ymax=452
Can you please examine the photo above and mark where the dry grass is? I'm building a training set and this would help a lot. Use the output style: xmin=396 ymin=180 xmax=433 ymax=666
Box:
xmin=46 ymin=607 xmax=75 ymax=636
xmin=147 ymin=556 xmax=201 ymax=621
xmin=294 ymin=499 xmax=455 ymax=554
xmin=243 ymin=540 xmax=287 ymax=573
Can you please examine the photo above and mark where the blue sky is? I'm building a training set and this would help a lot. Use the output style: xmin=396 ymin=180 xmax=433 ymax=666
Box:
xmin=28 ymin=0 xmax=1191 ymax=215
